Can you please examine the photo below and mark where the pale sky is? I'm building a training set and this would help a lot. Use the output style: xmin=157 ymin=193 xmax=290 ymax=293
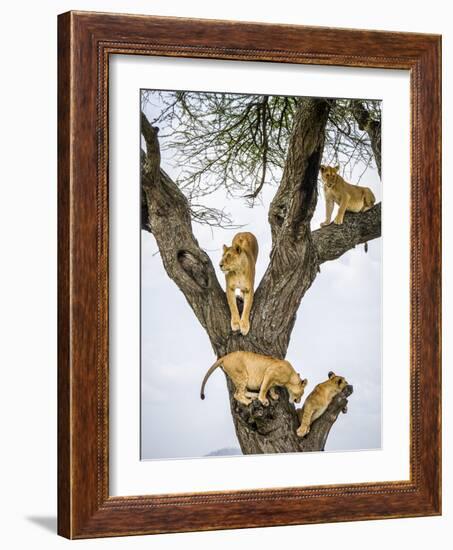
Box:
xmin=141 ymin=93 xmax=382 ymax=459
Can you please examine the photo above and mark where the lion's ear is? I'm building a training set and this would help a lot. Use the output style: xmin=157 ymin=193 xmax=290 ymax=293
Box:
xmin=320 ymin=164 xmax=326 ymax=171
xmin=302 ymin=378 xmax=308 ymax=386
xmin=333 ymin=165 xmax=340 ymax=173
xmin=223 ymin=244 xmax=228 ymax=253
xmin=328 ymin=371 xmax=335 ymax=379
xmin=235 ymin=245 xmax=242 ymax=254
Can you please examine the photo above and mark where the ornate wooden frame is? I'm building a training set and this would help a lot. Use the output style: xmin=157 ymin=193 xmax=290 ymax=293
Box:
xmin=58 ymin=11 xmax=441 ymax=539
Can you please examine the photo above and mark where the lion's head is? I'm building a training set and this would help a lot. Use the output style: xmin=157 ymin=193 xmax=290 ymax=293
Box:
xmin=327 ymin=371 xmax=349 ymax=392
xmin=320 ymin=165 xmax=340 ymax=188
xmin=289 ymin=374 xmax=308 ymax=404
xmin=219 ymin=244 xmax=243 ymax=273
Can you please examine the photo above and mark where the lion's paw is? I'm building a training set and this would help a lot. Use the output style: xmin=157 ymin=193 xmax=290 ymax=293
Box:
xmin=231 ymin=319 xmax=241 ymax=332
xmin=239 ymin=319 xmax=250 ymax=336
xmin=297 ymin=427 xmax=309 ymax=438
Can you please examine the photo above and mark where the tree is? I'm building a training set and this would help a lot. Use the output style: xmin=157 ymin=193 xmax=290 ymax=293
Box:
xmin=141 ymin=94 xmax=381 ymax=454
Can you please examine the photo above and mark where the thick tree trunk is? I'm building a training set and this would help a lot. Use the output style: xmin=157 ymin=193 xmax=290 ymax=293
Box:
xmin=140 ymin=99 xmax=376 ymax=455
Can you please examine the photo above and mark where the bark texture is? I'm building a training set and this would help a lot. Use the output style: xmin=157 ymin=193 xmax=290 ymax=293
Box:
xmin=351 ymin=101 xmax=382 ymax=177
xmin=141 ymin=97 xmax=380 ymax=454
xmin=312 ymin=203 xmax=381 ymax=264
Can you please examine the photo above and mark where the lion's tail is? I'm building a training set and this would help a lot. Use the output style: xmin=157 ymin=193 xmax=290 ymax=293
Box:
xmin=200 ymin=358 xmax=223 ymax=400
xmin=363 ymin=188 xmax=376 ymax=254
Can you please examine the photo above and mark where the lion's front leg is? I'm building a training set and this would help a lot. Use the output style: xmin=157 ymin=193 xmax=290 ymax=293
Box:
xmin=226 ymin=286 xmax=241 ymax=332
xmin=320 ymin=196 xmax=334 ymax=227
xmin=269 ymin=387 xmax=279 ymax=401
xmin=296 ymin=404 xmax=315 ymax=438
xmin=258 ymin=373 xmax=275 ymax=406
xmin=239 ymin=288 xmax=253 ymax=336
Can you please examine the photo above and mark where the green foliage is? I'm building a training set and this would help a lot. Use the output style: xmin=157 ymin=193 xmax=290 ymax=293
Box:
xmin=141 ymin=90 xmax=380 ymax=227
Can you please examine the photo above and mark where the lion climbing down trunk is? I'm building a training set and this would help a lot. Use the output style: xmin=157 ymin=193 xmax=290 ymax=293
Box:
xmin=219 ymin=232 xmax=258 ymax=336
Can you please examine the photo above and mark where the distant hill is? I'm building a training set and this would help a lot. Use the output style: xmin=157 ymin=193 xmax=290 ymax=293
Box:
xmin=205 ymin=447 xmax=242 ymax=457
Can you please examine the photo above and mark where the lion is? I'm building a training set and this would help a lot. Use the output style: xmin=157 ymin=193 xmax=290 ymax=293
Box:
xmin=296 ymin=371 xmax=350 ymax=438
xmin=320 ymin=165 xmax=375 ymax=226
xmin=200 ymin=351 xmax=308 ymax=407
xmin=220 ymin=232 xmax=258 ymax=336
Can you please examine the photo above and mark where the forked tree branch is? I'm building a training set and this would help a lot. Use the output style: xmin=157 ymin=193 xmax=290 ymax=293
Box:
xmin=141 ymin=107 xmax=363 ymax=454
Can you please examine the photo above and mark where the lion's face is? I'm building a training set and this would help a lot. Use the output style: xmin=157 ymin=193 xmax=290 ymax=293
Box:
xmin=320 ymin=165 xmax=339 ymax=188
xmin=289 ymin=375 xmax=308 ymax=403
xmin=220 ymin=245 xmax=242 ymax=273
xmin=327 ymin=371 xmax=349 ymax=391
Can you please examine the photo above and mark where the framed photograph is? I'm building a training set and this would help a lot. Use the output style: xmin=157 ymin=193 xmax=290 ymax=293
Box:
xmin=58 ymin=11 xmax=441 ymax=538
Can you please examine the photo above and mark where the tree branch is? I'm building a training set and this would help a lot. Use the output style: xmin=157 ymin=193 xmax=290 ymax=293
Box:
xmin=312 ymin=203 xmax=381 ymax=264
xmin=350 ymin=101 xmax=381 ymax=178
xmin=141 ymin=111 xmax=229 ymax=349
xmin=268 ymin=98 xmax=332 ymax=243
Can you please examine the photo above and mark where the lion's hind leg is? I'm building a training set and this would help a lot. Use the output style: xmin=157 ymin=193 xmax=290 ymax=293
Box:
xmin=334 ymin=194 xmax=350 ymax=225
xmin=362 ymin=188 xmax=376 ymax=211
xmin=226 ymin=363 xmax=253 ymax=405
xmin=233 ymin=384 xmax=253 ymax=405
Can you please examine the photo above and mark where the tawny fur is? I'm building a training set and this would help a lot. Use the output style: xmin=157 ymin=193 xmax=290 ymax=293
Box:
xmin=296 ymin=371 xmax=349 ymax=438
xmin=200 ymin=351 xmax=307 ymax=407
xmin=220 ymin=232 xmax=259 ymax=335
xmin=320 ymin=165 xmax=375 ymax=226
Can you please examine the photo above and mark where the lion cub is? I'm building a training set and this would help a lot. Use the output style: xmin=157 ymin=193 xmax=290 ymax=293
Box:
xmin=220 ymin=232 xmax=258 ymax=336
xmin=200 ymin=351 xmax=307 ymax=407
xmin=320 ymin=165 xmax=375 ymax=226
xmin=296 ymin=371 xmax=349 ymax=438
